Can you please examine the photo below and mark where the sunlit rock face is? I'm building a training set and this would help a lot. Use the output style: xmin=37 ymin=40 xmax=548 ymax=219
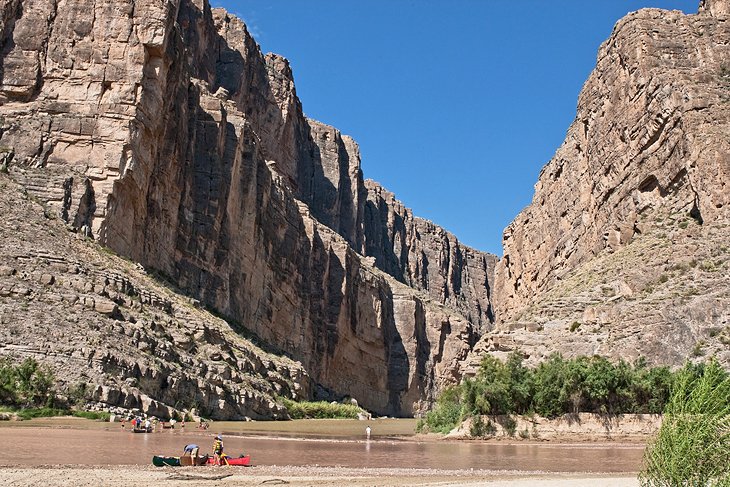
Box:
xmin=470 ymin=3 xmax=730 ymax=373
xmin=0 ymin=0 xmax=496 ymax=416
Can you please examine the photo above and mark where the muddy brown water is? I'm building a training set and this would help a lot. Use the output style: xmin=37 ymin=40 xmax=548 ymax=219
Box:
xmin=0 ymin=421 xmax=645 ymax=473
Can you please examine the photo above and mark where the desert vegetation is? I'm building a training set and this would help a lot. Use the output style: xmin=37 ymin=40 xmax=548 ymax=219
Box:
xmin=280 ymin=398 xmax=364 ymax=419
xmin=0 ymin=357 xmax=108 ymax=421
xmin=640 ymin=358 xmax=730 ymax=486
xmin=419 ymin=352 xmax=681 ymax=434
xmin=0 ymin=357 xmax=55 ymax=409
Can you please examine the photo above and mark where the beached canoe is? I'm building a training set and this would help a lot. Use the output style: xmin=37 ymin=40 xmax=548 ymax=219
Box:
xmin=152 ymin=455 xmax=180 ymax=467
xmin=152 ymin=454 xmax=250 ymax=467
xmin=205 ymin=455 xmax=251 ymax=466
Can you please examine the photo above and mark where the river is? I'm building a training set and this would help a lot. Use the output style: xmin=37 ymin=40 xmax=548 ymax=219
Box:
xmin=0 ymin=419 xmax=644 ymax=473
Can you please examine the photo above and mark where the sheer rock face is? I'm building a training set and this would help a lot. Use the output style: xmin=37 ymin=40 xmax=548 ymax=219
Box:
xmin=363 ymin=180 xmax=497 ymax=334
xmin=0 ymin=175 xmax=309 ymax=421
xmin=478 ymin=4 xmax=730 ymax=370
xmin=0 ymin=0 xmax=495 ymax=415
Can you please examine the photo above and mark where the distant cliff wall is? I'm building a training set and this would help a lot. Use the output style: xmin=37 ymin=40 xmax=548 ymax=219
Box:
xmin=0 ymin=0 xmax=495 ymax=415
xmin=495 ymin=2 xmax=729 ymax=321
xmin=468 ymin=1 xmax=730 ymax=371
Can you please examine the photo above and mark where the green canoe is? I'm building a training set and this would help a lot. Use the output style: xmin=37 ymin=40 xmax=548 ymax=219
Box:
xmin=152 ymin=455 xmax=181 ymax=467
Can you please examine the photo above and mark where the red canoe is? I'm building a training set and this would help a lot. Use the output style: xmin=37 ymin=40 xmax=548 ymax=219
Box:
xmin=205 ymin=455 xmax=251 ymax=466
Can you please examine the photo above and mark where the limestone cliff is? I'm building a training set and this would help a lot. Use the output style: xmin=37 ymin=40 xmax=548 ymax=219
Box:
xmin=0 ymin=0 xmax=495 ymax=416
xmin=466 ymin=1 xmax=730 ymax=372
xmin=363 ymin=180 xmax=496 ymax=334
xmin=0 ymin=175 xmax=309 ymax=420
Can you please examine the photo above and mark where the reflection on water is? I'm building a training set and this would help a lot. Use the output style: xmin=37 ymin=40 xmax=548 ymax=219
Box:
xmin=0 ymin=427 xmax=644 ymax=472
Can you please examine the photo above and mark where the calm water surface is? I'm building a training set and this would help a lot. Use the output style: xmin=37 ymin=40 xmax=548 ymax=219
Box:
xmin=0 ymin=425 xmax=644 ymax=472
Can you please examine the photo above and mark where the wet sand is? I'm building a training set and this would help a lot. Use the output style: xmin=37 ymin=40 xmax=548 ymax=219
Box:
xmin=0 ymin=418 xmax=644 ymax=486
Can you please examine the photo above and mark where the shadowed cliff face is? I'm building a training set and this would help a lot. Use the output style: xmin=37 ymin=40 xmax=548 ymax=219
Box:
xmin=0 ymin=0 xmax=493 ymax=416
xmin=464 ymin=2 xmax=730 ymax=373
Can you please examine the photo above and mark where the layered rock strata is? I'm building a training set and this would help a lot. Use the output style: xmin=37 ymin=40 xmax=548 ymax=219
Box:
xmin=0 ymin=176 xmax=309 ymax=420
xmin=468 ymin=1 xmax=730 ymax=371
xmin=0 ymin=0 xmax=495 ymax=415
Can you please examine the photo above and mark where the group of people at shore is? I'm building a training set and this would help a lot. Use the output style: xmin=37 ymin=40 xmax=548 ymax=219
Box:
xmin=120 ymin=415 xmax=211 ymax=432
xmin=120 ymin=416 xmax=155 ymax=432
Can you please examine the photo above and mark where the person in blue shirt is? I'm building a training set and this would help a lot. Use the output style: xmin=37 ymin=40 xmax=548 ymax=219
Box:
xmin=182 ymin=443 xmax=200 ymax=466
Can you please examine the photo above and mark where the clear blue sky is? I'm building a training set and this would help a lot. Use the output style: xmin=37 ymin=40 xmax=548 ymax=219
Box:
xmin=211 ymin=1 xmax=698 ymax=256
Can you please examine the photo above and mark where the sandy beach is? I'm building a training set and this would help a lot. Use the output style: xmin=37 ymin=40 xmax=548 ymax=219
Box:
xmin=0 ymin=465 xmax=639 ymax=486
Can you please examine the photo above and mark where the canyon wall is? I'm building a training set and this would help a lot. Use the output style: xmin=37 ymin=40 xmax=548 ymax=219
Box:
xmin=0 ymin=0 xmax=495 ymax=415
xmin=0 ymin=175 xmax=310 ymax=421
xmin=466 ymin=0 xmax=730 ymax=371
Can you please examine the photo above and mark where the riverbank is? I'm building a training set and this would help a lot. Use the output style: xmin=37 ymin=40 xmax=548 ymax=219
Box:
xmin=0 ymin=414 xmax=659 ymax=443
xmin=0 ymin=415 xmax=420 ymax=438
xmin=0 ymin=465 xmax=639 ymax=487
xmin=446 ymin=413 xmax=661 ymax=442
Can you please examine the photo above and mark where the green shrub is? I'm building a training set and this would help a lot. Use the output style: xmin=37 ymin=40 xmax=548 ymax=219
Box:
xmin=5 ymin=407 xmax=110 ymax=421
xmin=281 ymin=399 xmax=363 ymax=419
xmin=67 ymin=382 xmax=91 ymax=407
xmin=532 ymin=354 xmax=571 ymax=417
xmin=16 ymin=407 xmax=68 ymax=420
xmin=569 ymin=321 xmax=581 ymax=332
xmin=640 ymin=359 xmax=730 ymax=486
xmin=423 ymin=352 xmax=698 ymax=434
xmin=469 ymin=414 xmax=486 ymax=437
xmin=0 ymin=358 xmax=55 ymax=408
xmin=500 ymin=416 xmax=517 ymax=437
xmin=72 ymin=410 xmax=111 ymax=421
xmin=422 ymin=386 xmax=462 ymax=433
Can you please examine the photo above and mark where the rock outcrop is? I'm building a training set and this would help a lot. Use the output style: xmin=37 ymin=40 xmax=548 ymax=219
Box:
xmin=0 ymin=0 xmax=495 ymax=416
xmin=363 ymin=180 xmax=496 ymax=333
xmin=0 ymin=176 xmax=309 ymax=420
xmin=467 ymin=1 xmax=730 ymax=372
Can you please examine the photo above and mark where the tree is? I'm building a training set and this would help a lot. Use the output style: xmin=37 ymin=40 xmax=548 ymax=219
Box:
xmin=0 ymin=358 xmax=55 ymax=408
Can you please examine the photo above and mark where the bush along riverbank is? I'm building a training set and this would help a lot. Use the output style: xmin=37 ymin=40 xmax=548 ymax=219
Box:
xmin=418 ymin=352 xmax=723 ymax=438
xmin=0 ymin=357 xmax=109 ymax=421
xmin=280 ymin=398 xmax=366 ymax=419
xmin=640 ymin=358 xmax=730 ymax=486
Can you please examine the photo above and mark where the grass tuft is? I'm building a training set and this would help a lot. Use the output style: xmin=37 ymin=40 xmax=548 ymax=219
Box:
xmin=639 ymin=359 xmax=730 ymax=486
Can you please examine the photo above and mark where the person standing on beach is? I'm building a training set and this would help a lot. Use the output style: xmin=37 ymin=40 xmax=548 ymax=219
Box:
xmin=365 ymin=425 xmax=371 ymax=440
xmin=212 ymin=435 xmax=224 ymax=465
